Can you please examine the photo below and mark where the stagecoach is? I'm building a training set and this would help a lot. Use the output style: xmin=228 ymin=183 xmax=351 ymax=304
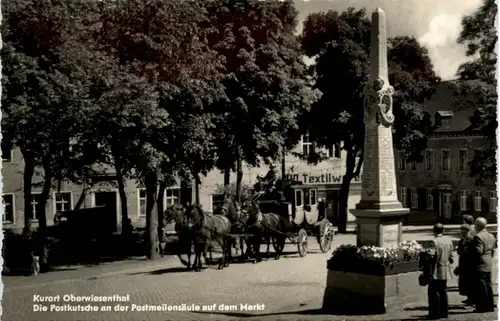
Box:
xmin=255 ymin=181 xmax=335 ymax=257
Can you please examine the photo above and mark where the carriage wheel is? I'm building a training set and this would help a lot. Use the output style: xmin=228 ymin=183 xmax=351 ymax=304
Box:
xmin=297 ymin=229 xmax=308 ymax=257
xmin=318 ymin=221 xmax=334 ymax=253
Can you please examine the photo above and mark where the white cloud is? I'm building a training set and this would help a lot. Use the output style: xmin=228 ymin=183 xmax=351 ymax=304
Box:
xmin=295 ymin=0 xmax=484 ymax=80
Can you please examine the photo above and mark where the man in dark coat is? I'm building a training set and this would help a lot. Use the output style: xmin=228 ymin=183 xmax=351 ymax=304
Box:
xmin=426 ymin=223 xmax=454 ymax=320
xmin=255 ymin=162 xmax=278 ymax=193
xmin=456 ymin=224 xmax=474 ymax=305
xmin=262 ymin=161 xmax=278 ymax=191
xmin=470 ymin=217 xmax=496 ymax=313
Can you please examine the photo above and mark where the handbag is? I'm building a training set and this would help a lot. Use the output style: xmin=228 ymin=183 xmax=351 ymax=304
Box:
xmin=419 ymin=273 xmax=430 ymax=286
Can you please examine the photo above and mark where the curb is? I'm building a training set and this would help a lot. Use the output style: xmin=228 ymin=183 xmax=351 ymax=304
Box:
xmin=341 ymin=224 xmax=498 ymax=235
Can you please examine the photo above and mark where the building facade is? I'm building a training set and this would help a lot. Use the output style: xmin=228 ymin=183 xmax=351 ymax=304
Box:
xmin=2 ymin=133 xmax=361 ymax=232
xmin=395 ymin=81 xmax=497 ymax=224
xmin=0 ymin=145 xmax=191 ymax=232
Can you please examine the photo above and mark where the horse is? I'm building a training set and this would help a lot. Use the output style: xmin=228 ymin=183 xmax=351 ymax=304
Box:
xmin=245 ymin=199 xmax=289 ymax=263
xmin=163 ymin=204 xmax=194 ymax=269
xmin=184 ymin=204 xmax=232 ymax=271
xmin=221 ymin=195 xmax=279 ymax=261
xmin=224 ymin=193 xmax=282 ymax=261
xmin=220 ymin=195 xmax=255 ymax=261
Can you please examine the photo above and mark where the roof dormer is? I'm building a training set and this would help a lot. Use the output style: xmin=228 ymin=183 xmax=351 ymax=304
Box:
xmin=435 ymin=111 xmax=454 ymax=129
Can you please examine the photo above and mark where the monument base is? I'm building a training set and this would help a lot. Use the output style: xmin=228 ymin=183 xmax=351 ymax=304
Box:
xmin=350 ymin=207 xmax=409 ymax=247
xmin=322 ymin=261 xmax=422 ymax=315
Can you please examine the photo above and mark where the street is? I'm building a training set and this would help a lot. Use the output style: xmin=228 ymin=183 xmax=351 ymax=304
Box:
xmin=2 ymin=233 xmax=497 ymax=321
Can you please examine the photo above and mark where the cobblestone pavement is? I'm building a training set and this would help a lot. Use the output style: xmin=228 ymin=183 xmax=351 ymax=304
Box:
xmin=2 ymin=233 xmax=497 ymax=321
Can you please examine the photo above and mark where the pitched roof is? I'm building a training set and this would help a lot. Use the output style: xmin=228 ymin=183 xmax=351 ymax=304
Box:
xmin=423 ymin=80 xmax=475 ymax=133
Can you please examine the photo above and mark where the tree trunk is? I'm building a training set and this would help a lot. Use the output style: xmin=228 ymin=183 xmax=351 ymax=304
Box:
xmin=224 ymin=168 xmax=230 ymax=187
xmin=281 ymin=149 xmax=286 ymax=190
xmin=112 ymin=146 xmax=130 ymax=237
xmin=157 ymin=180 xmax=167 ymax=244
xmin=194 ymin=174 xmax=200 ymax=205
xmin=38 ymin=159 xmax=53 ymax=272
xmin=180 ymin=179 xmax=192 ymax=206
xmin=116 ymin=174 xmax=129 ymax=236
xmin=145 ymin=174 xmax=159 ymax=260
xmin=235 ymin=149 xmax=243 ymax=204
xmin=22 ymin=151 xmax=35 ymax=228
xmin=338 ymin=148 xmax=363 ymax=234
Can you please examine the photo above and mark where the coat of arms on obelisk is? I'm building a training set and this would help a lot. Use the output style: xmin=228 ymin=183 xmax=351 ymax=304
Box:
xmin=364 ymin=77 xmax=395 ymax=126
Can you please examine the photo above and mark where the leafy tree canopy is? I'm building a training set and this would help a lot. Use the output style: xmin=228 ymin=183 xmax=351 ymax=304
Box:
xmin=2 ymin=0 xmax=99 ymax=183
xmin=92 ymin=0 xmax=226 ymax=184
xmin=454 ymin=0 xmax=497 ymax=184
xmin=204 ymin=0 xmax=320 ymax=172
xmin=301 ymin=8 xmax=439 ymax=162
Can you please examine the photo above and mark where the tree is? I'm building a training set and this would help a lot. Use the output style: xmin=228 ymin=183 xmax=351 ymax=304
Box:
xmin=454 ymin=0 xmax=497 ymax=183
xmin=301 ymin=8 xmax=440 ymax=233
xmin=95 ymin=0 xmax=224 ymax=259
xmin=2 ymin=0 xmax=98 ymax=269
xmin=82 ymin=54 xmax=160 ymax=239
xmin=205 ymin=0 xmax=320 ymax=202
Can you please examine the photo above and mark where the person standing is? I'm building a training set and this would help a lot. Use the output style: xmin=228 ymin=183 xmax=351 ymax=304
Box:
xmin=463 ymin=214 xmax=476 ymax=237
xmin=470 ymin=217 xmax=496 ymax=313
xmin=455 ymin=224 xmax=474 ymax=306
xmin=427 ymin=223 xmax=454 ymax=320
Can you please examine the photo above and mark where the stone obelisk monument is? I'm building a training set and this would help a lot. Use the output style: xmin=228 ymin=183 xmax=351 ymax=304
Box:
xmin=350 ymin=8 xmax=409 ymax=248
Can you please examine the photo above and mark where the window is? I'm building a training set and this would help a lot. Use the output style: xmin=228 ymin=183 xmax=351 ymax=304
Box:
xmin=295 ymin=189 xmax=303 ymax=207
xmin=212 ymin=194 xmax=225 ymax=213
xmin=458 ymin=149 xmax=467 ymax=171
xmin=301 ymin=133 xmax=315 ymax=156
xmin=474 ymin=190 xmax=481 ymax=211
xmin=165 ymin=187 xmax=181 ymax=207
xmin=424 ymin=149 xmax=434 ymax=171
xmin=410 ymin=188 xmax=418 ymax=209
xmin=398 ymin=151 xmax=406 ymax=170
xmin=304 ymin=189 xmax=310 ymax=205
xmin=2 ymin=194 xmax=14 ymax=223
xmin=138 ymin=188 xmax=147 ymax=218
xmin=489 ymin=191 xmax=497 ymax=212
xmin=327 ymin=144 xmax=341 ymax=159
xmin=459 ymin=190 xmax=468 ymax=211
xmin=441 ymin=150 xmax=450 ymax=170
xmin=427 ymin=189 xmax=434 ymax=209
xmin=31 ymin=193 xmax=44 ymax=221
xmin=54 ymin=192 xmax=72 ymax=214
xmin=410 ymin=161 xmax=417 ymax=171
xmin=400 ymin=188 xmax=407 ymax=207
xmin=1 ymin=139 xmax=12 ymax=162
xmin=310 ymin=189 xmax=317 ymax=205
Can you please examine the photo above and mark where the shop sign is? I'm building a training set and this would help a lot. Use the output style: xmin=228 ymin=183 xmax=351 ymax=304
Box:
xmin=286 ymin=173 xmax=361 ymax=184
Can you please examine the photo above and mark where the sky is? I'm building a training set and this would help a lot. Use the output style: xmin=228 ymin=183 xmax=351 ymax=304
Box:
xmin=294 ymin=0 xmax=483 ymax=80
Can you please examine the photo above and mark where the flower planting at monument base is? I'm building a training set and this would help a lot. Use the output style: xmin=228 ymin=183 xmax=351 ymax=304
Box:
xmin=322 ymin=240 xmax=424 ymax=315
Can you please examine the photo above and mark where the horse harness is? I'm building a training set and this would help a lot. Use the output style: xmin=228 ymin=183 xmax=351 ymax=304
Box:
xmin=188 ymin=207 xmax=233 ymax=237
xmin=219 ymin=194 xmax=289 ymax=237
